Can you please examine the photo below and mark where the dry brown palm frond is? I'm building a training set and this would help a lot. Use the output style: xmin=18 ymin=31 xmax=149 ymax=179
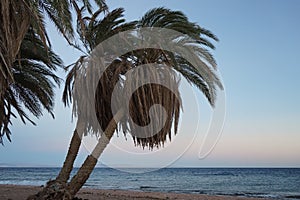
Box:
xmin=92 ymin=51 xmax=182 ymax=149
xmin=129 ymin=83 xmax=181 ymax=149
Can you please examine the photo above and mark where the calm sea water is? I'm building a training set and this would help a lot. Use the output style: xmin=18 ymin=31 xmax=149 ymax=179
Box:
xmin=0 ymin=168 xmax=299 ymax=199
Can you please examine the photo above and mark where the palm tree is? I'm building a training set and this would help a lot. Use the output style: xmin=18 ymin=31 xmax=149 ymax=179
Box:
xmin=0 ymin=0 xmax=108 ymax=144
xmin=0 ymin=26 xmax=63 ymax=144
xmin=32 ymin=7 xmax=222 ymax=200
xmin=27 ymin=5 xmax=136 ymax=200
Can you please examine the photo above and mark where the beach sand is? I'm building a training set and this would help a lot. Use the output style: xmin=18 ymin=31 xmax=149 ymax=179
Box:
xmin=0 ymin=184 xmax=270 ymax=200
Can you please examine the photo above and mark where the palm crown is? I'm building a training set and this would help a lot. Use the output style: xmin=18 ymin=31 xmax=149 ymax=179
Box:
xmin=63 ymin=7 xmax=223 ymax=149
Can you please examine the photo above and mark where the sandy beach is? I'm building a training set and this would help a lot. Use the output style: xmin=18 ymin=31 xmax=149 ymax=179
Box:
xmin=0 ymin=184 xmax=271 ymax=200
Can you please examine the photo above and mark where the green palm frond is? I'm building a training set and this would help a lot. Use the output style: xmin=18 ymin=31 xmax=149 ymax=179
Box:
xmin=0 ymin=29 xmax=62 ymax=145
xmin=85 ymin=8 xmax=136 ymax=50
xmin=40 ymin=0 xmax=74 ymax=42
xmin=139 ymin=7 xmax=218 ymax=49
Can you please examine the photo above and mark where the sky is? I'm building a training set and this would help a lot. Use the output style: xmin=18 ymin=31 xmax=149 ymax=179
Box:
xmin=1 ymin=0 xmax=300 ymax=168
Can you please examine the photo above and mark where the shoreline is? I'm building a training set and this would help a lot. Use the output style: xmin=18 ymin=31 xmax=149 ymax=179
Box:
xmin=0 ymin=184 xmax=271 ymax=200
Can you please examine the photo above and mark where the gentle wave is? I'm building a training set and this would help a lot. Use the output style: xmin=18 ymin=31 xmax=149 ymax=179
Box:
xmin=1 ymin=168 xmax=299 ymax=199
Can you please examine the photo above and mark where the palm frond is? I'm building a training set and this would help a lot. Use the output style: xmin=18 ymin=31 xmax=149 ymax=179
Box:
xmin=86 ymin=8 xmax=136 ymax=50
xmin=0 ymin=29 xmax=62 ymax=144
xmin=138 ymin=7 xmax=218 ymax=49
xmin=40 ymin=0 xmax=74 ymax=42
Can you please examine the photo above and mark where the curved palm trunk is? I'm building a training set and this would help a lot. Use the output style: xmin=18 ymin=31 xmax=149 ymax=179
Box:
xmin=56 ymin=129 xmax=82 ymax=183
xmin=27 ymin=122 xmax=84 ymax=200
xmin=56 ymin=120 xmax=85 ymax=183
xmin=67 ymin=109 xmax=124 ymax=197
xmin=27 ymin=109 xmax=123 ymax=200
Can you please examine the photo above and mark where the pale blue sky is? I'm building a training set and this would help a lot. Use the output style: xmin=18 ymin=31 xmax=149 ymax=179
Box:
xmin=1 ymin=0 xmax=300 ymax=167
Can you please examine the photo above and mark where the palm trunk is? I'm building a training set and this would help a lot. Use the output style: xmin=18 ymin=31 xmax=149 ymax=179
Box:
xmin=56 ymin=129 xmax=83 ymax=183
xmin=27 ymin=121 xmax=85 ymax=200
xmin=67 ymin=109 xmax=124 ymax=197
xmin=55 ymin=119 xmax=85 ymax=183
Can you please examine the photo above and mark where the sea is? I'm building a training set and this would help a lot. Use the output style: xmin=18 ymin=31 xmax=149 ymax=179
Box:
xmin=0 ymin=168 xmax=299 ymax=199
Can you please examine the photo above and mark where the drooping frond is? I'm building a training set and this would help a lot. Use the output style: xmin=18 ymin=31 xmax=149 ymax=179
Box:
xmin=121 ymin=63 xmax=181 ymax=149
xmin=81 ymin=8 xmax=136 ymax=50
xmin=91 ymin=53 xmax=182 ymax=149
xmin=138 ymin=7 xmax=218 ymax=48
xmin=127 ymin=8 xmax=222 ymax=148
xmin=40 ymin=0 xmax=74 ymax=42
xmin=137 ymin=7 xmax=222 ymax=106
xmin=0 ymin=29 xmax=62 ymax=144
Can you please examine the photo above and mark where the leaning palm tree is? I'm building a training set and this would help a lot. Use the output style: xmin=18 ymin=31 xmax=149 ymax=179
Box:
xmin=28 ymin=6 xmax=137 ymax=200
xmin=0 ymin=26 xmax=63 ymax=144
xmin=39 ymin=7 xmax=222 ymax=199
